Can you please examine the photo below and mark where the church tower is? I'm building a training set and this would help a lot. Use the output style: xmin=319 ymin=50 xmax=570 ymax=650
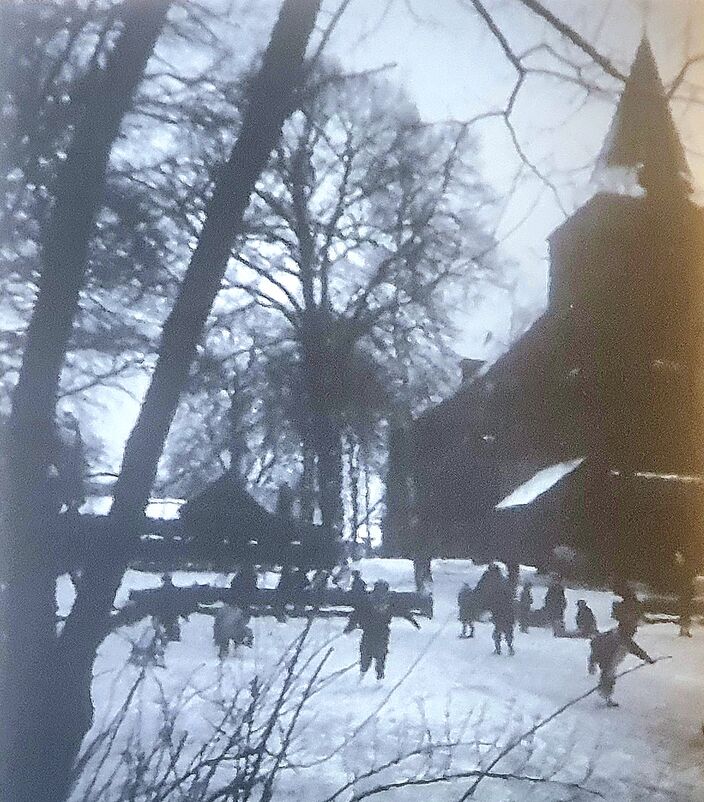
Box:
xmin=548 ymin=36 xmax=704 ymax=476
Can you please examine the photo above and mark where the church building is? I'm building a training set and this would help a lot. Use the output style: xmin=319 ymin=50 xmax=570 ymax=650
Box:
xmin=385 ymin=39 xmax=704 ymax=583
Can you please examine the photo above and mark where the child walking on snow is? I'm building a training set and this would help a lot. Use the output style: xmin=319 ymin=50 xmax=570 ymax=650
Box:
xmin=457 ymin=582 xmax=477 ymax=638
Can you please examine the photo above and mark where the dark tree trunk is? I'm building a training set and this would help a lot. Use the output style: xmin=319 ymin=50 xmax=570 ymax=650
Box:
xmin=300 ymin=445 xmax=317 ymax=523
xmin=1 ymin=3 xmax=171 ymax=800
xmin=315 ymin=414 xmax=344 ymax=534
xmin=46 ymin=3 xmax=322 ymax=800
xmin=347 ymin=433 xmax=360 ymax=540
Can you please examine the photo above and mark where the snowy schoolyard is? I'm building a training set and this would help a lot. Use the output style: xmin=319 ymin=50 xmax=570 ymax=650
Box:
xmin=59 ymin=560 xmax=704 ymax=802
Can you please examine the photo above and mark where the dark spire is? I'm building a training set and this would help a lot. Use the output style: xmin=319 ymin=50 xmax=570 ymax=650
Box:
xmin=597 ymin=37 xmax=690 ymax=195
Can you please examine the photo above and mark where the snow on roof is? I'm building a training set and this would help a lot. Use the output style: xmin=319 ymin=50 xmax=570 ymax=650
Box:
xmin=495 ymin=458 xmax=585 ymax=509
xmin=79 ymin=495 xmax=184 ymax=520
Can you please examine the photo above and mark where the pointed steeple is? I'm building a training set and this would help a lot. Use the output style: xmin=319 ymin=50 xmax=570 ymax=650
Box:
xmin=597 ymin=37 xmax=690 ymax=196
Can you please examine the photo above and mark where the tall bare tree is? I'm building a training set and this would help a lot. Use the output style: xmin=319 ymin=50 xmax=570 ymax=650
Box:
xmin=0 ymin=1 xmax=322 ymax=799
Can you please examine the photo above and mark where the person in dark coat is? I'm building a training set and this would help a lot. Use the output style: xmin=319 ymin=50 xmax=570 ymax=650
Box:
xmin=673 ymin=551 xmax=695 ymax=638
xmin=350 ymin=570 xmax=367 ymax=597
xmin=156 ymin=573 xmax=182 ymax=642
xmin=490 ymin=579 xmax=515 ymax=655
xmin=344 ymin=580 xmax=420 ymax=680
xmin=274 ymin=567 xmax=310 ymax=620
xmin=457 ymin=583 xmax=478 ymax=638
xmin=413 ymin=555 xmax=433 ymax=594
xmin=611 ymin=584 xmax=643 ymax=629
xmin=575 ymin=599 xmax=598 ymax=638
xmin=507 ymin=561 xmax=520 ymax=592
xmin=475 ymin=563 xmax=504 ymax=611
xmin=517 ymin=581 xmax=533 ymax=634
xmin=588 ymin=620 xmax=655 ymax=707
xmin=230 ymin=565 xmax=258 ymax=602
xmin=544 ymin=577 xmax=567 ymax=636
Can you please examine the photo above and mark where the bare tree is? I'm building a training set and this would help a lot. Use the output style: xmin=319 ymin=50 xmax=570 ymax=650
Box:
xmin=1 ymin=1 xmax=323 ymax=800
xmin=1 ymin=2 xmax=173 ymax=799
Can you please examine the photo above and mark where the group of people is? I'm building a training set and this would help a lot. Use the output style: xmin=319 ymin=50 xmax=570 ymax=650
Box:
xmin=459 ymin=566 xmax=604 ymax=649
xmin=457 ymin=564 xmax=657 ymax=706
xmin=151 ymin=561 xmax=669 ymax=708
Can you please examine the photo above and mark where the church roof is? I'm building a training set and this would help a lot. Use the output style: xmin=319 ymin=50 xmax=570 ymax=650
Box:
xmin=596 ymin=37 xmax=689 ymax=184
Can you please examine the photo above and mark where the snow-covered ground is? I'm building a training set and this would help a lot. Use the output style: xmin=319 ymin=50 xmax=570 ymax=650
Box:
xmin=60 ymin=560 xmax=704 ymax=802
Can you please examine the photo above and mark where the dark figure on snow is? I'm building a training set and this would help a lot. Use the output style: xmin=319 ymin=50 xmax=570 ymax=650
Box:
xmin=544 ymin=576 xmax=567 ymax=636
xmin=230 ymin=565 xmax=258 ymax=602
xmin=507 ymin=561 xmax=520 ymax=592
xmin=518 ymin=582 xmax=533 ymax=634
xmin=588 ymin=620 xmax=654 ymax=707
xmin=576 ymin=599 xmax=598 ymax=638
xmin=156 ymin=573 xmax=182 ymax=642
xmin=310 ymin=569 xmax=330 ymax=593
xmin=490 ymin=579 xmax=515 ymax=655
xmin=275 ymin=567 xmax=309 ymax=619
xmin=350 ymin=570 xmax=367 ymax=597
xmin=673 ymin=551 xmax=695 ymax=638
xmin=344 ymin=580 xmax=420 ymax=680
xmin=475 ymin=563 xmax=505 ymax=609
xmin=213 ymin=604 xmax=254 ymax=659
xmin=457 ymin=583 xmax=478 ymax=638
xmin=611 ymin=583 xmax=643 ymax=630
xmin=413 ymin=555 xmax=433 ymax=594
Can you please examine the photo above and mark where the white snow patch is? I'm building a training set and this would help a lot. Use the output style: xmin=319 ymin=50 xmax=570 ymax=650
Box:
xmin=79 ymin=495 xmax=184 ymax=519
xmin=496 ymin=458 xmax=585 ymax=509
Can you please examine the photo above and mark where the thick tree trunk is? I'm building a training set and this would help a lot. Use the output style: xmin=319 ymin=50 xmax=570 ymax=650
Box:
xmin=1 ymin=4 xmax=171 ymax=801
xmin=49 ymin=3 xmax=322 ymax=799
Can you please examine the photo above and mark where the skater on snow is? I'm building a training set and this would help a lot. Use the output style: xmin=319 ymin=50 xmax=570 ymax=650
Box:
xmin=544 ymin=576 xmax=567 ymax=636
xmin=588 ymin=619 xmax=654 ymax=707
xmin=475 ymin=563 xmax=505 ymax=609
xmin=576 ymin=599 xmax=598 ymax=638
xmin=457 ymin=583 xmax=478 ymax=638
xmin=507 ymin=561 xmax=520 ymax=592
xmin=230 ymin=565 xmax=258 ymax=600
xmin=612 ymin=583 xmax=643 ymax=629
xmin=490 ymin=578 xmax=515 ymax=655
xmin=413 ymin=555 xmax=433 ymax=594
xmin=344 ymin=580 xmax=420 ymax=680
xmin=274 ymin=567 xmax=309 ymax=620
xmin=213 ymin=604 xmax=254 ymax=659
xmin=518 ymin=581 xmax=533 ymax=633
xmin=673 ymin=551 xmax=695 ymax=638
xmin=156 ymin=573 xmax=183 ymax=642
